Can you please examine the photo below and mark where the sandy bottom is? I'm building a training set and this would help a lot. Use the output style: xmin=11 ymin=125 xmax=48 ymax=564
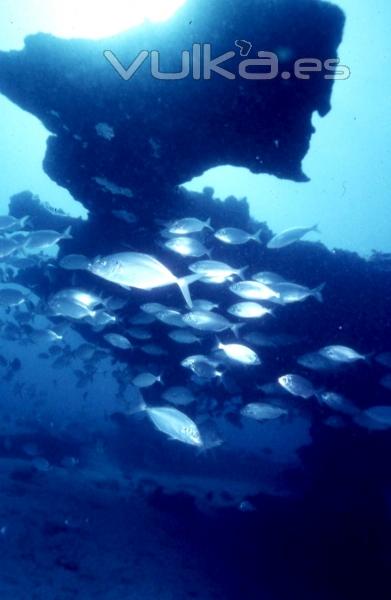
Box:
xmin=0 ymin=459 xmax=228 ymax=600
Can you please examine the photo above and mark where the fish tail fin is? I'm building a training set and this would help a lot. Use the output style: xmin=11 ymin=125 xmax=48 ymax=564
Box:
xmin=62 ymin=226 xmax=73 ymax=240
xmin=252 ymin=228 xmax=264 ymax=243
xmin=237 ymin=266 xmax=248 ymax=280
xmin=312 ymin=283 xmax=326 ymax=303
xmin=157 ymin=374 xmax=165 ymax=386
xmin=205 ymin=217 xmax=213 ymax=231
xmin=231 ymin=323 xmax=245 ymax=338
xmin=20 ymin=216 xmax=31 ymax=229
xmin=312 ymin=224 xmax=321 ymax=234
xmin=206 ymin=247 xmax=213 ymax=259
xmin=177 ymin=274 xmax=201 ymax=308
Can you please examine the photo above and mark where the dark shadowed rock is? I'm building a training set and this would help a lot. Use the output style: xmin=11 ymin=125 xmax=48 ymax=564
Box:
xmin=0 ymin=0 xmax=345 ymax=215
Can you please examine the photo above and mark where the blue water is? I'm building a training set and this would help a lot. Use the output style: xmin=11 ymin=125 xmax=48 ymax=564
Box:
xmin=0 ymin=2 xmax=391 ymax=599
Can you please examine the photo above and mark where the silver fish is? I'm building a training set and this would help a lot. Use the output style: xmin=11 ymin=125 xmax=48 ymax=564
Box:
xmin=162 ymin=386 xmax=196 ymax=406
xmin=104 ymin=333 xmax=132 ymax=350
xmin=59 ymin=254 xmax=89 ymax=270
xmin=164 ymin=236 xmax=210 ymax=258
xmin=0 ymin=237 xmax=21 ymax=258
xmin=156 ymin=309 xmax=186 ymax=328
xmin=278 ymin=374 xmax=316 ymax=399
xmin=0 ymin=287 xmax=28 ymax=306
xmin=229 ymin=280 xmax=279 ymax=301
xmin=228 ymin=302 xmax=272 ymax=320
xmin=267 ymin=225 xmax=320 ymax=249
xmin=192 ymin=299 xmax=218 ymax=311
xmin=241 ymin=403 xmax=288 ymax=421
xmin=214 ymin=227 xmax=262 ymax=245
xmin=24 ymin=227 xmax=72 ymax=250
xmin=146 ymin=406 xmax=203 ymax=447
xmin=297 ymin=352 xmax=335 ymax=372
xmin=140 ymin=344 xmax=168 ymax=356
xmin=0 ymin=215 xmax=29 ymax=232
xmin=169 ymin=217 xmax=212 ymax=235
xmin=89 ymin=252 xmax=200 ymax=308
xmin=183 ymin=310 xmax=239 ymax=334
xmin=363 ymin=406 xmax=391 ymax=427
xmin=133 ymin=373 xmax=162 ymax=388
xmin=252 ymin=271 xmax=286 ymax=285
xmin=318 ymin=392 xmax=358 ymax=416
xmin=127 ymin=327 xmax=152 ymax=340
xmin=218 ymin=342 xmax=261 ymax=365
xmin=49 ymin=297 xmax=95 ymax=320
xmin=140 ymin=302 xmax=169 ymax=315
xmin=271 ymin=282 xmax=325 ymax=304
xmin=189 ymin=260 xmax=246 ymax=281
xmin=181 ymin=355 xmax=221 ymax=379
xmin=319 ymin=345 xmax=366 ymax=364
xmin=168 ymin=329 xmax=201 ymax=344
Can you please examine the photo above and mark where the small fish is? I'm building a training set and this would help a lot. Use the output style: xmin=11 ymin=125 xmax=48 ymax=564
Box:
xmin=88 ymin=310 xmax=117 ymax=328
xmin=267 ymin=225 xmax=320 ymax=249
xmin=89 ymin=252 xmax=200 ymax=308
xmin=146 ymin=406 xmax=203 ymax=447
xmin=181 ymin=355 xmax=221 ymax=379
xmin=132 ymin=373 xmax=163 ymax=388
xmin=113 ymin=209 xmax=138 ymax=224
xmin=51 ymin=288 xmax=103 ymax=310
xmin=0 ymin=287 xmax=29 ymax=306
xmin=271 ymin=282 xmax=325 ymax=304
xmin=230 ymin=281 xmax=279 ymax=301
xmin=319 ymin=345 xmax=366 ymax=364
xmin=214 ymin=227 xmax=262 ymax=245
xmin=192 ymin=299 xmax=218 ymax=311
xmin=156 ymin=309 xmax=186 ymax=328
xmin=297 ymin=352 xmax=335 ymax=372
xmin=239 ymin=501 xmax=256 ymax=513
xmin=0 ymin=215 xmax=29 ymax=232
xmin=168 ymin=329 xmax=201 ymax=345
xmin=183 ymin=310 xmax=240 ymax=335
xmin=162 ymin=386 xmax=196 ymax=406
xmin=189 ymin=260 xmax=246 ymax=281
xmin=278 ymin=374 xmax=316 ymax=399
xmin=30 ymin=329 xmax=63 ymax=344
xmin=127 ymin=327 xmax=152 ymax=340
xmin=241 ymin=403 xmax=288 ymax=421
xmin=32 ymin=457 xmax=51 ymax=472
xmin=140 ymin=302 xmax=168 ymax=315
xmin=141 ymin=344 xmax=168 ymax=356
xmin=318 ymin=392 xmax=358 ymax=416
xmin=169 ymin=217 xmax=213 ymax=235
xmin=363 ymin=406 xmax=391 ymax=427
xmin=0 ymin=237 xmax=21 ymax=259
xmin=164 ymin=237 xmax=210 ymax=258
xmin=228 ymin=302 xmax=272 ymax=320
xmin=104 ymin=333 xmax=132 ymax=350
xmin=24 ymin=227 xmax=72 ymax=251
xmin=59 ymin=254 xmax=89 ymax=270
xmin=218 ymin=342 xmax=260 ymax=365
xmin=252 ymin=271 xmax=286 ymax=286
xmin=49 ymin=298 xmax=95 ymax=320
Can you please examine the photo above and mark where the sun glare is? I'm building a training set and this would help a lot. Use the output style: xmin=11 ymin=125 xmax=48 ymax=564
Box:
xmin=46 ymin=0 xmax=186 ymax=39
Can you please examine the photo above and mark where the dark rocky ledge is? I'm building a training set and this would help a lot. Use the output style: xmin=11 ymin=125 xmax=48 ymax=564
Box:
xmin=0 ymin=0 xmax=345 ymax=215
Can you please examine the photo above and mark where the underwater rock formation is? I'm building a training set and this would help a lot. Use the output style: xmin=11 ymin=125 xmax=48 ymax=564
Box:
xmin=0 ymin=0 xmax=345 ymax=215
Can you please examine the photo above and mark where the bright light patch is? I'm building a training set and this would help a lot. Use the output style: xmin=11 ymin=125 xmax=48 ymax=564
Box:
xmin=39 ymin=0 xmax=186 ymax=39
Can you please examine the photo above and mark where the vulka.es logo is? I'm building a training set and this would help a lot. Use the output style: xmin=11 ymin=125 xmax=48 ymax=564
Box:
xmin=104 ymin=43 xmax=350 ymax=81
